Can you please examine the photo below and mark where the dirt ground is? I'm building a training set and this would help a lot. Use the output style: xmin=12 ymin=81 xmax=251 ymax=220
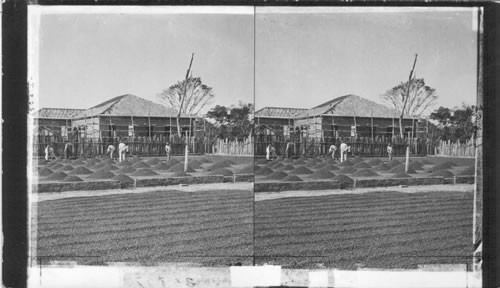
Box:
xmin=255 ymin=155 xmax=475 ymax=183
xmin=255 ymin=183 xmax=473 ymax=201
xmin=33 ymin=154 xmax=253 ymax=184
xmin=33 ymin=182 xmax=253 ymax=202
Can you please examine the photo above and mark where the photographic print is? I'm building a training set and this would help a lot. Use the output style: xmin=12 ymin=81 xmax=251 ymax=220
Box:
xmin=28 ymin=6 xmax=255 ymax=284
xmin=253 ymin=6 xmax=482 ymax=287
xmin=23 ymin=4 xmax=486 ymax=288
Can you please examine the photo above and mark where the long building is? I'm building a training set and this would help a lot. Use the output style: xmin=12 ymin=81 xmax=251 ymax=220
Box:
xmin=255 ymin=94 xmax=424 ymax=142
xmin=32 ymin=94 xmax=197 ymax=141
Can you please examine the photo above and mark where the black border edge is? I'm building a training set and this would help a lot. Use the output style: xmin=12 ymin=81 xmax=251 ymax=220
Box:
xmin=2 ymin=1 xmax=499 ymax=288
xmin=2 ymin=0 xmax=29 ymax=288
xmin=482 ymin=2 xmax=500 ymax=288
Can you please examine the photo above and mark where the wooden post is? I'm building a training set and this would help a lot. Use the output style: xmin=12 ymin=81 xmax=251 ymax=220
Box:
xmin=405 ymin=146 xmax=410 ymax=173
xmin=148 ymin=112 xmax=151 ymax=139
xmin=184 ymin=142 xmax=188 ymax=172
xmin=392 ymin=118 xmax=395 ymax=138
xmin=371 ymin=117 xmax=374 ymax=142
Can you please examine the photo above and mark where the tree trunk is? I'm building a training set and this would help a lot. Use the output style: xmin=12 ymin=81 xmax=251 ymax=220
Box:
xmin=177 ymin=53 xmax=194 ymax=137
xmin=401 ymin=54 xmax=418 ymax=138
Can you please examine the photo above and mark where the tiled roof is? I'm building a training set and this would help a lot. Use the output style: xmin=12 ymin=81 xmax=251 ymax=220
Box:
xmin=296 ymin=94 xmax=412 ymax=119
xmin=255 ymin=107 xmax=308 ymax=118
xmin=75 ymin=94 xmax=193 ymax=119
xmin=32 ymin=108 xmax=85 ymax=119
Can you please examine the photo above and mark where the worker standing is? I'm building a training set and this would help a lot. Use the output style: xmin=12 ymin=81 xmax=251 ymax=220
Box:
xmin=387 ymin=143 xmax=393 ymax=161
xmin=64 ymin=140 xmax=74 ymax=159
xmin=165 ymin=142 xmax=172 ymax=161
xmin=285 ymin=141 xmax=293 ymax=158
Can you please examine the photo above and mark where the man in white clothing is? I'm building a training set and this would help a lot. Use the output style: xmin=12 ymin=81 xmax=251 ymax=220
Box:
xmin=387 ymin=143 xmax=393 ymax=161
xmin=107 ymin=144 xmax=116 ymax=160
xmin=165 ymin=142 xmax=171 ymax=160
xmin=118 ymin=142 xmax=129 ymax=162
xmin=266 ymin=144 xmax=271 ymax=161
xmin=328 ymin=144 xmax=337 ymax=160
xmin=340 ymin=142 xmax=350 ymax=163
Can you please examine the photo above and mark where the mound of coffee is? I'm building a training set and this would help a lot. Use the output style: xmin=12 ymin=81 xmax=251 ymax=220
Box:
xmin=168 ymin=163 xmax=195 ymax=173
xmin=87 ymin=171 xmax=115 ymax=179
xmin=339 ymin=167 xmax=357 ymax=174
xmin=116 ymin=166 xmax=137 ymax=174
xmin=333 ymin=174 xmax=354 ymax=187
xmin=388 ymin=164 xmax=416 ymax=174
xmin=132 ymin=161 xmax=150 ymax=169
xmin=208 ymin=168 xmax=233 ymax=176
xmin=310 ymin=169 xmax=335 ymax=179
xmin=47 ymin=171 xmax=68 ymax=180
xmin=255 ymin=167 xmax=273 ymax=175
xmin=145 ymin=158 xmax=160 ymax=165
xmin=429 ymin=169 xmax=455 ymax=178
xmin=113 ymin=174 xmax=134 ymax=183
xmin=208 ymin=161 xmax=230 ymax=171
xmin=353 ymin=169 xmax=379 ymax=177
xmin=152 ymin=163 xmax=170 ymax=170
xmin=266 ymin=171 xmax=288 ymax=180
xmin=132 ymin=169 xmax=159 ymax=176
xmin=353 ymin=162 xmax=371 ymax=169
xmin=38 ymin=167 xmax=54 ymax=176
xmin=367 ymin=159 xmax=383 ymax=166
xmin=386 ymin=159 xmax=402 ymax=168
xmin=62 ymin=175 xmax=83 ymax=182
xmin=289 ymin=166 xmax=313 ymax=175
xmin=338 ymin=160 xmax=354 ymax=167
xmin=238 ymin=165 xmax=254 ymax=174
xmin=69 ymin=166 xmax=93 ymax=175
xmin=281 ymin=175 xmax=303 ymax=182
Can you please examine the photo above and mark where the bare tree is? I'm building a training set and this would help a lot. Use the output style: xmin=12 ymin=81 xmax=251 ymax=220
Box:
xmin=380 ymin=54 xmax=438 ymax=137
xmin=381 ymin=78 xmax=438 ymax=117
xmin=158 ymin=53 xmax=196 ymax=137
xmin=157 ymin=77 xmax=215 ymax=117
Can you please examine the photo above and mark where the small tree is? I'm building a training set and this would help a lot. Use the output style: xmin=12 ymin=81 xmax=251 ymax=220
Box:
xmin=382 ymin=78 xmax=438 ymax=119
xmin=157 ymin=53 xmax=216 ymax=137
xmin=429 ymin=104 xmax=476 ymax=142
xmin=380 ymin=54 xmax=438 ymax=137
xmin=157 ymin=77 xmax=215 ymax=116
xmin=206 ymin=102 xmax=254 ymax=140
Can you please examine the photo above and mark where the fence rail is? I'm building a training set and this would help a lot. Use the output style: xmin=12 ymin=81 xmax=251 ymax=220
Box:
xmin=210 ymin=137 xmax=253 ymax=156
xmin=435 ymin=138 xmax=475 ymax=158
xmin=33 ymin=135 xmax=208 ymax=158
xmin=254 ymin=135 xmax=434 ymax=157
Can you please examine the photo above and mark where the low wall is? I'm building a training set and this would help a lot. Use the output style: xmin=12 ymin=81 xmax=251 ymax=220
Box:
xmin=132 ymin=174 xmax=254 ymax=188
xmin=254 ymin=180 xmax=341 ymax=193
xmin=36 ymin=174 xmax=255 ymax=192
xmin=35 ymin=180 xmax=121 ymax=193
xmin=354 ymin=177 xmax=446 ymax=188
xmin=454 ymin=176 xmax=475 ymax=184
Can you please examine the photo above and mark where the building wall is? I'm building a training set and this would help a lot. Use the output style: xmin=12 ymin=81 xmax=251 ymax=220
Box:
xmin=289 ymin=115 xmax=419 ymax=141
xmin=34 ymin=118 xmax=72 ymax=137
xmin=255 ymin=117 xmax=295 ymax=136
xmin=321 ymin=116 xmax=417 ymax=139
xmin=72 ymin=116 xmax=194 ymax=139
